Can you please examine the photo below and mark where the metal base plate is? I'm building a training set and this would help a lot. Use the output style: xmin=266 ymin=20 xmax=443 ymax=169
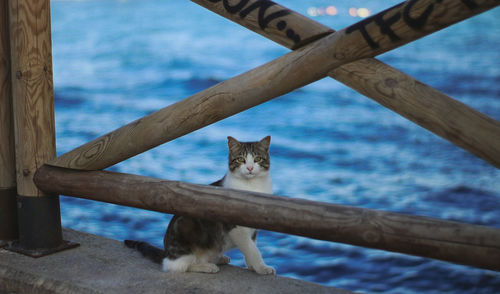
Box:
xmin=6 ymin=240 xmax=79 ymax=258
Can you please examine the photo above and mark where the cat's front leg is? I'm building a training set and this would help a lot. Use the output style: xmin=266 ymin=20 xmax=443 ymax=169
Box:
xmin=228 ymin=227 xmax=275 ymax=275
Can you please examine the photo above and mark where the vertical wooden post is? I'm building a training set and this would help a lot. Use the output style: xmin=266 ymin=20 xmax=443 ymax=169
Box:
xmin=6 ymin=0 xmax=77 ymax=256
xmin=0 ymin=0 xmax=18 ymax=246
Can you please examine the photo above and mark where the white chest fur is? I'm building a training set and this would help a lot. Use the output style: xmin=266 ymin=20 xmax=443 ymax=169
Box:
xmin=221 ymin=170 xmax=275 ymax=274
xmin=221 ymin=170 xmax=272 ymax=248
xmin=222 ymin=172 xmax=272 ymax=194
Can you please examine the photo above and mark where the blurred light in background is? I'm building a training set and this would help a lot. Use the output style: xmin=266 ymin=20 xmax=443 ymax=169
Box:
xmin=348 ymin=7 xmax=358 ymax=17
xmin=326 ymin=6 xmax=338 ymax=16
xmin=307 ymin=5 xmax=371 ymax=18
xmin=307 ymin=7 xmax=318 ymax=17
xmin=357 ymin=8 xmax=371 ymax=18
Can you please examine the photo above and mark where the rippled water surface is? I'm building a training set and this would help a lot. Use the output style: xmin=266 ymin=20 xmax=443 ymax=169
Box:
xmin=51 ymin=0 xmax=500 ymax=292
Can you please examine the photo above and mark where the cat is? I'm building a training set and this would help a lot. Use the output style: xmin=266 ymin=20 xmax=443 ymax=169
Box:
xmin=125 ymin=136 xmax=275 ymax=275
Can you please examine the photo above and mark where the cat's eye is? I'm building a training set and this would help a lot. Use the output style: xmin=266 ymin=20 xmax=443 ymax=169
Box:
xmin=254 ymin=156 xmax=263 ymax=162
xmin=236 ymin=157 xmax=246 ymax=163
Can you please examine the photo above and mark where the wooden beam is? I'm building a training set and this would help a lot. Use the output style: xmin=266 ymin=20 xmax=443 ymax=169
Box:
xmin=0 ymin=0 xmax=18 ymax=243
xmin=191 ymin=0 xmax=334 ymax=49
xmin=6 ymin=0 xmax=74 ymax=254
xmin=331 ymin=59 xmax=500 ymax=167
xmin=0 ymin=0 xmax=15 ymax=190
xmin=191 ymin=0 xmax=500 ymax=168
xmin=9 ymin=0 xmax=57 ymax=197
xmin=48 ymin=0 xmax=499 ymax=171
xmin=34 ymin=165 xmax=500 ymax=271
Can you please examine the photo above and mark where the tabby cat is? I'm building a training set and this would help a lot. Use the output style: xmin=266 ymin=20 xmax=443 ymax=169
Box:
xmin=125 ymin=136 xmax=275 ymax=275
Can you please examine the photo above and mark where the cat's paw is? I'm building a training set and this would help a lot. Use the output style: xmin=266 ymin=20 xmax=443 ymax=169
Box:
xmin=254 ymin=264 xmax=276 ymax=275
xmin=217 ymin=255 xmax=231 ymax=265
xmin=188 ymin=263 xmax=220 ymax=274
xmin=203 ymin=263 xmax=220 ymax=274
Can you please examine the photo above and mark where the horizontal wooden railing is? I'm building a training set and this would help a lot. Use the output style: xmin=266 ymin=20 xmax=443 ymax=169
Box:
xmin=48 ymin=0 xmax=500 ymax=171
xmin=34 ymin=165 xmax=500 ymax=271
xmin=2 ymin=0 xmax=499 ymax=283
xmin=191 ymin=0 xmax=500 ymax=169
xmin=28 ymin=0 xmax=500 ymax=274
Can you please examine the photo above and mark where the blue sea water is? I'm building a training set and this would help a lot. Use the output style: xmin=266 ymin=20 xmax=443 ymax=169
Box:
xmin=50 ymin=0 xmax=500 ymax=293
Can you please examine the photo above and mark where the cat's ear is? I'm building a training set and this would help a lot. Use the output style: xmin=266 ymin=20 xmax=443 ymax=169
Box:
xmin=227 ymin=136 xmax=240 ymax=150
xmin=259 ymin=136 xmax=271 ymax=151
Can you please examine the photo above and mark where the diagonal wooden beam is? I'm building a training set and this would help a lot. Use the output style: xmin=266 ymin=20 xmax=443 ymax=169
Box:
xmin=48 ymin=0 xmax=499 ymax=170
xmin=34 ymin=165 xmax=500 ymax=271
xmin=191 ymin=0 xmax=500 ymax=168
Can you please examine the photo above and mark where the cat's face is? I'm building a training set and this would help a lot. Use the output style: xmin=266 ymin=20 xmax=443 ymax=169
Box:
xmin=227 ymin=136 xmax=271 ymax=179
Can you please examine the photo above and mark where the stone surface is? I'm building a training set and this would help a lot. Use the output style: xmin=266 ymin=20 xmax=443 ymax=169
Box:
xmin=0 ymin=229 xmax=351 ymax=294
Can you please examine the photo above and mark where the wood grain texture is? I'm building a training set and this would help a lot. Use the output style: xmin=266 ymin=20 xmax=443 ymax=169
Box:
xmin=190 ymin=0 xmax=334 ymax=49
xmin=9 ymin=0 xmax=56 ymax=196
xmin=0 ymin=0 xmax=18 ymax=241
xmin=329 ymin=59 xmax=500 ymax=167
xmin=49 ymin=0 xmax=498 ymax=171
xmin=34 ymin=165 xmax=500 ymax=271
xmin=192 ymin=0 xmax=500 ymax=168
xmin=0 ymin=0 xmax=16 ymax=189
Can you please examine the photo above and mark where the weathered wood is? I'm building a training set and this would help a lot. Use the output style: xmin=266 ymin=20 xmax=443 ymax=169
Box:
xmin=5 ymin=0 xmax=74 ymax=254
xmin=48 ymin=0 xmax=499 ymax=171
xmin=34 ymin=165 xmax=500 ymax=271
xmin=330 ymin=59 xmax=500 ymax=167
xmin=9 ymin=0 xmax=57 ymax=196
xmin=191 ymin=0 xmax=334 ymax=49
xmin=0 ymin=0 xmax=15 ymax=189
xmin=0 ymin=0 xmax=18 ymax=243
xmin=191 ymin=0 xmax=500 ymax=169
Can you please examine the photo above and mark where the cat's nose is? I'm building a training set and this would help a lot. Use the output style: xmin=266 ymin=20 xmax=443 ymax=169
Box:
xmin=247 ymin=166 xmax=253 ymax=172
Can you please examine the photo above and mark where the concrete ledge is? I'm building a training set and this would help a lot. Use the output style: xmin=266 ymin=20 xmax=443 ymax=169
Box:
xmin=0 ymin=229 xmax=351 ymax=294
